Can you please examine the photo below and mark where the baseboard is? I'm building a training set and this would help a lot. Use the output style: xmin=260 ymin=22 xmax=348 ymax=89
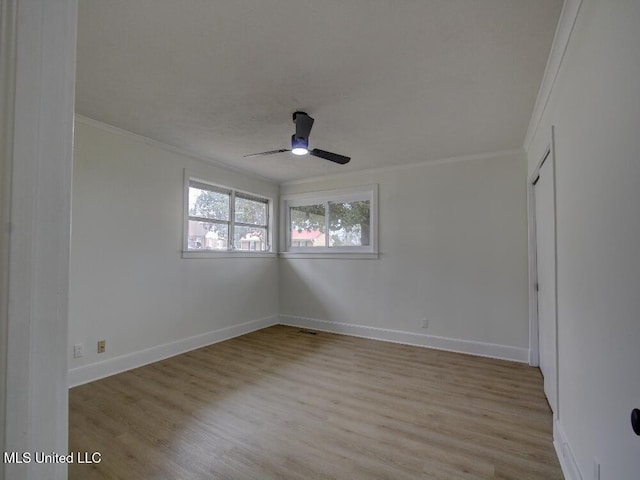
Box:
xmin=554 ymin=419 xmax=582 ymax=480
xmin=279 ymin=315 xmax=529 ymax=363
xmin=68 ymin=315 xmax=279 ymax=387
xmin=69 ymin=314 xmax=530 ymax=387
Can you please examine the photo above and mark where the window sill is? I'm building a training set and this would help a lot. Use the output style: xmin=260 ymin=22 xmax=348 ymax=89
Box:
xmin=182 ymin=251 xmax=276 ymax=259
xmin=279 ymin=252 xmax=379 ymax=260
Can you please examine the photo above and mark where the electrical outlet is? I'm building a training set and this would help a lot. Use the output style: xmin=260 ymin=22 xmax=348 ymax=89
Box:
xmin=97 ymin=340 xmax=106 ymax=354
xmin=73 ymin=343 xmax=84 ymax=358
xmin=421 ymin=317 xmax=429 ymax=329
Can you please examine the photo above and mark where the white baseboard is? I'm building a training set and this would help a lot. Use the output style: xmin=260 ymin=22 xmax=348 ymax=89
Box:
xmin=279 ymin=315 xmax=529 ymax=363
xmin=70 ymin=314 xmax=569 ymax=476
xmin=554 ymin=419 xmax=582 ymax=480
xmin=69 ymin=314 xmax=530 ymax=387
xmin=68 ymin=315 xmax=279 ymax=387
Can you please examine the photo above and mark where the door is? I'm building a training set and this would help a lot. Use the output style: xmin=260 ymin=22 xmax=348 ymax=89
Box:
xmin=533 ymin=154 xmax=557 ymax=415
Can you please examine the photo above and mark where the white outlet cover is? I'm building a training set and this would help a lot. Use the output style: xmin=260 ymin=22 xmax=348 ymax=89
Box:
xmin=73 ymin=343 xmax=84 ymax=358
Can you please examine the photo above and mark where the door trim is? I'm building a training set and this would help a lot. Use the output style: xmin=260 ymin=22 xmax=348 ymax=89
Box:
xmin=1 ymin=1 xmax=77 ymax=479
xmin=527 ymin=126 xmax=559 ymax=419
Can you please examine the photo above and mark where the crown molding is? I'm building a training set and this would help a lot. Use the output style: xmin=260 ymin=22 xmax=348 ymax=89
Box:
xmin=74 ymin=114 xmax=277 ymax=185
xmin=524 ymin=0 xmax=583 ymax=152
xmin=280 ymin=148 xmax=524 ymax=187
xmin=77 ymin=115 xmax=524 ymax=188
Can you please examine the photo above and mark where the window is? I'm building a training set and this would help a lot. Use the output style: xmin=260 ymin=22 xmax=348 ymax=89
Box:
xmin=281 ymin=185 xmax=378 ymax=257
xmin=185 ymin=177 xmax=272 ymax=256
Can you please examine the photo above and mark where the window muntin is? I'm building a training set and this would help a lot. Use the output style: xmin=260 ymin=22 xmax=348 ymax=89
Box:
xmin=282 ymin=185 xmax=377 ymax=255
xmin=186 ymin=179 xmax=271 ymax=253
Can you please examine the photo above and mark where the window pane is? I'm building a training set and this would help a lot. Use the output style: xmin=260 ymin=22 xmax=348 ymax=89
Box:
xmin=329 ymin=200 xmax=370 ymax=247
xmin=234 ymin=226 xmax=268 ymax=251
xmin=187 ymin=221 xmax=228 ymax=250
xmin=235 ymin=196 xmax=267 ymax=226
xmin=189 ymin=186 xmax=229 ymax=221
xmin=290 ymin=204 xmax=326 ymax=248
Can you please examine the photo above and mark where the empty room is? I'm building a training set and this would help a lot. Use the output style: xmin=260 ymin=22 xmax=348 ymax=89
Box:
xmin=2 ymin=0 xmax=639 ymax=479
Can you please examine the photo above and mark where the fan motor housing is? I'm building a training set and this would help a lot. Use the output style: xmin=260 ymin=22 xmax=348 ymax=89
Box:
xmin=293 ymin=111 xmax=308 ymax=123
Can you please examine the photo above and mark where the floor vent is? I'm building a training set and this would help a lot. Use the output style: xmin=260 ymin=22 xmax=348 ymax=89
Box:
xmin=298 ymin=330 xmax=318 ymax=336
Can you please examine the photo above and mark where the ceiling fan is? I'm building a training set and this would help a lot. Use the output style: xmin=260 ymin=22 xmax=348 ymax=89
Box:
xmin=244 ymin=111 xmax=351 ymax=164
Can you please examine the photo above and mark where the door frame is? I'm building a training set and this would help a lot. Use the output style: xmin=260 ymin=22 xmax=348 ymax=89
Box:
xmin=1 ymin=1 xmax=76 ymax=479
xmin=527 ymin=126 xmax=559 ymax=418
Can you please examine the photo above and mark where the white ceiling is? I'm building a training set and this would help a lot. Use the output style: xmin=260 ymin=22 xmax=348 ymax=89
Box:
xmin=76 ymin=0 xmax=562 ymax=183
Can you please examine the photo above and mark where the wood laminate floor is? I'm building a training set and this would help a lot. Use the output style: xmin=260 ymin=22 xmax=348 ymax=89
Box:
xmin=69 ymin=325 xmax=563 ymax=479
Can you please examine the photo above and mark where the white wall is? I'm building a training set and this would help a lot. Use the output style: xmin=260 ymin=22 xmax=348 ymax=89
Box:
xmin=527 ymin=0 xmax=640 ymax=478
xmin=68 ymin=118 xmax=279 ymax=384
xmin=280 ymin=152 xmax=530 ymax=360
xmin=69 ymin=120 xmax=530 ymax=380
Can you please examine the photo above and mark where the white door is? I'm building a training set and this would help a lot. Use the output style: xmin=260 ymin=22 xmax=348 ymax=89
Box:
xmin=534 ymin=155 xmax=557 ymax=415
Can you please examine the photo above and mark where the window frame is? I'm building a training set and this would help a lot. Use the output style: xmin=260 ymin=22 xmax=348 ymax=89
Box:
xmin=183 ymin=173 xmax=275 ymax=258
xmin=280 ymin=185 xmax=378 ymax=259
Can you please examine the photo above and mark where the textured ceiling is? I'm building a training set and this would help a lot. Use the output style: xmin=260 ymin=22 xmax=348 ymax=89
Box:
xmin=76 ymin=0 xmax=562 ymax=183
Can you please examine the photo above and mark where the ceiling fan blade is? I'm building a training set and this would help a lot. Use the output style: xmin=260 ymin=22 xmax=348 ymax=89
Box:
xmin=294 ymin=111 xmax=314 ymax=139
xmin=310 ymin=149 xmax=351 ymax=165
xmin=243 ymin=148 xmax=290 ymax=158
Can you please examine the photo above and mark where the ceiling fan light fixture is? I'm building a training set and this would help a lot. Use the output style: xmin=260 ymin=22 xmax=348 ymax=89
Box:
xmin=244 ymin=114 xmax=349 ymax=164
xmin=291 ymin=135 xmax=308 ymax=155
